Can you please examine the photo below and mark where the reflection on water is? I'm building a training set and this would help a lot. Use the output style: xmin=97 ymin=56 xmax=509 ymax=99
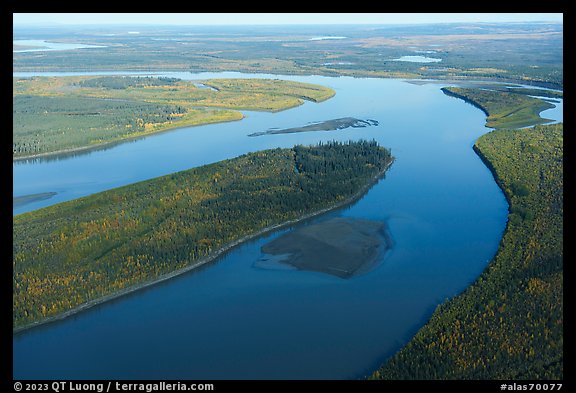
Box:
xmin=13 ymin=139 xmax=133 ymax=166
xmin=13 ymin=192 xmax=57 ymax=209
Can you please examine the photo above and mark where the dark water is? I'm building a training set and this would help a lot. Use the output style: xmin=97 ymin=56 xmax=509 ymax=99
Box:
xmin=13 ymin=72 xmax=561 ymax=379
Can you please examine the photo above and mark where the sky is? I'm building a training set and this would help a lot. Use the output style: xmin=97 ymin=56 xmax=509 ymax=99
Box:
xmin=13 ymin=13 xmax=563 ymax=26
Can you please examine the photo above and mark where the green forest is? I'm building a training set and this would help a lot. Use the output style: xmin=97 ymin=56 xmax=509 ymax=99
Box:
xmin=371 ymin=123 xmax=563 ymax=379
xmin=13 ymin=140 xmax=393 ymax=330
xmin=78 ymin=76 xmax=181 ymax=89
xmin=441 ymin=87 xmax=555 ymax=129
xmin=13 ymin=23 xmax=563 ymax=88
xmin=13 ymin=76 xmax=335 ymax=158
xmin=13 ymin=95 xmax=198 ymax=156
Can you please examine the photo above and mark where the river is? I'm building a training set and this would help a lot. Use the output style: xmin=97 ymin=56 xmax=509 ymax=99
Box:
xmin=12 ymin=71 xmax=562 ymax=379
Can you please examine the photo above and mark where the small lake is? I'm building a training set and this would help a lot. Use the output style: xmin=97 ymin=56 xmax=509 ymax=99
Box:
xmin=309 ymin=36 xmax=347 ymax=41
xmin=13 ymin=39 xmax=107 ymax=53
xmin=12 ymin=71 xmax=561 ymax=379
xmin=392 ymin=56 xmax=442 ymax=63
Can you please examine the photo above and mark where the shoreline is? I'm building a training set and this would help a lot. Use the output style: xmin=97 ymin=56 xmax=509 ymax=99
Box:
xmin=13 ymin=78 xmax=335 ymax=163
xmin=440 ymin=86 xmax=556 ymax=130
xmin=13 ymin=96 xmax=334 ymax=162
xmin=12 ymin=67 xmax=563 ymax=90
xmin=12 ymin=75 xmax=561 ymax=161
xmin=13 ymin=158 xmax=394 ymax=334
xmin=12 ymin=114 xmax=245 ymax=162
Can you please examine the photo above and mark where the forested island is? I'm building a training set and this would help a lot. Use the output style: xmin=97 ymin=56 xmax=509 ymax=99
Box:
xmin=13 ymin=76 xmax=335 ymax=159
xmin=13 ymin=140 xmax=393 ymax=331
xmin=371 ymin=123 xmax=562 ymax=379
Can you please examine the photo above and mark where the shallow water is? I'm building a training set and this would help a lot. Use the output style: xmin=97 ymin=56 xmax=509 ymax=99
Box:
xmin=259 ymin=217 xmax=390 ymax=278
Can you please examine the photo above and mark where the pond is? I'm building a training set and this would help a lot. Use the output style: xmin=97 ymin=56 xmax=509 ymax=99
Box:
xmin=391 ymin=55 xmax=442 ymax=63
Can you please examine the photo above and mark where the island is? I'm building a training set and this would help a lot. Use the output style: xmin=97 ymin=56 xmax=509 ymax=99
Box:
xmin=13 ymin=140 xmax=393 ymax=331
xmin=13 ymin=76 xmax=336 ymax=159
xmin=256 ymin=217 xmax=392 ymax=278
xmin=248 ymin=117 xmax=378 ymax=137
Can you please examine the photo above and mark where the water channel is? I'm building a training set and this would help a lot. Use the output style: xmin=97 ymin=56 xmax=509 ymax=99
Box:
xmin=12 ymin=71 xmax=562 ymax=379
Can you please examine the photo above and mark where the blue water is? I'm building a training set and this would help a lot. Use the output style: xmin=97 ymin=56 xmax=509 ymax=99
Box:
xmin=13 ymin=72 xmax=561 ymax=379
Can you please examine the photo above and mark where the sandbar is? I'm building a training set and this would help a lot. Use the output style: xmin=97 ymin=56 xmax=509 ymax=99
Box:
xmin=257 ymin=217 xmax=392 ymax=278
xmin=248 ymin=117 xmax=378 ymax=137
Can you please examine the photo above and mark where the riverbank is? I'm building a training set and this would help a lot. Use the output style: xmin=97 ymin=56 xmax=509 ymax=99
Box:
xmin=371 ymin=124 xmax=562 ymax=379
xmin=14 ymin=142 xmax=393 ymax=333
xmin=13 ymin=76 xmax=336 ymax=161
xmin=441 ymin=86 xmax=555 ymax=129
xmin=13 ymin=112 xmax=244 ymax=162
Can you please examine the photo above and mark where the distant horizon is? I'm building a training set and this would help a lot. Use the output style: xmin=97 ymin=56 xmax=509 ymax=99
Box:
xmin=13 ymin=13 xmax=563 ymax=27
xmin=13 ymin=21 xmax=564 ymax=28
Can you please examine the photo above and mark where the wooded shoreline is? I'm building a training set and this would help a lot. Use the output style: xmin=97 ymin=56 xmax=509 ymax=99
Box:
xmin=14 ymin=147 xmax=394 ymax=334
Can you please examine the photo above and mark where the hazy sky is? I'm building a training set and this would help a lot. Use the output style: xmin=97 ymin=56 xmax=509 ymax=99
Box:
xmin=13 ymin=13 xmax=563 ymax=26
